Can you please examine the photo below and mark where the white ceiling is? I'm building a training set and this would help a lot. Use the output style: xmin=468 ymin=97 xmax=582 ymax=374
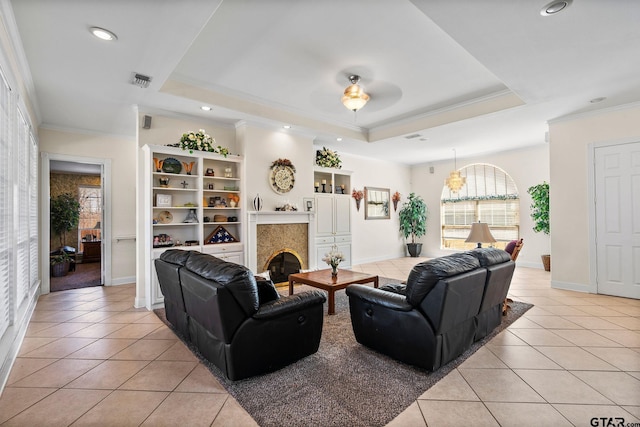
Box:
xmin=9 ymin=0 xmax=640 ymax=165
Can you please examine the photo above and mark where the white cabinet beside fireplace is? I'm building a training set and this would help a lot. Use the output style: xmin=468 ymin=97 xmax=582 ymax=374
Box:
xmin=314 ymin=194 xmax=351 ymax=269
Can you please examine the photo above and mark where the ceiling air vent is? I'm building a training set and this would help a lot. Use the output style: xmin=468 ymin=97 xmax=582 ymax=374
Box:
xmin=131 ymin=73 xmax=152 ymax=88
xmin=404 ymin=133 xmax=422 ymax=139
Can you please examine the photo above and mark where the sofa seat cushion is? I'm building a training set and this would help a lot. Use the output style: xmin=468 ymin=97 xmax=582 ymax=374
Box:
xmin=405 ymin=253 xmax=480 ymax=306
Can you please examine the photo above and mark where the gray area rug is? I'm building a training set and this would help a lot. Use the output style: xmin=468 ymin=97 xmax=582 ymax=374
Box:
xmin=154 ymin=278 xmax=532 ymax=427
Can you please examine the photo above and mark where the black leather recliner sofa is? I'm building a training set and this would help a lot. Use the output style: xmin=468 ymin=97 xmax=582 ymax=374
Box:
xmin=345 ymin=248 xmax=515 ymax=371
xmin=154 ymin=249 xmax=327 ymax=381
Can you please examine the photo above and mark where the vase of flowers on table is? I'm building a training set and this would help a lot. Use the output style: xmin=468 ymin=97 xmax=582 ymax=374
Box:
xmin=322 ymin=245 xmax=344 ymax=278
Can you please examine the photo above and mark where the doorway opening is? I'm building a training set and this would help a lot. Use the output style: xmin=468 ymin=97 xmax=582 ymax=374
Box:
xmin=41 ymin=153 xmax=112 ymax=295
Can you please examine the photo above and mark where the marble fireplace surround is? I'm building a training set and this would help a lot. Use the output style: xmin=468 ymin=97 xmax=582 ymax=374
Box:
xmin=247 ymin=212 xmax=316 ymax=274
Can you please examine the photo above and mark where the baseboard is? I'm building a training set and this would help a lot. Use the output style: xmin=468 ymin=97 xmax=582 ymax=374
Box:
xmin=134 ymin=297 xmax=146 ymax=309
xmin=109 ymin=276 xmax=135 ymax=286
xmin=352 ymin=252 xmax=407 ymax=266
xmin=515 ymin=261 xmax=545 ymax=269
xmin=551 ymin=280 xmax=591 ymax=293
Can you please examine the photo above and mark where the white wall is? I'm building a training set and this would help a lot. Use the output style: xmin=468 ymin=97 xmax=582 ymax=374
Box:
xmin=410 ymin=144 xmax=550 ymax=268
xmin=548 ymin=103 xmax=640 ymax=290
xmin=241 ymin=124 xmax=315 ymax=211
xmin=39 ymin=128 xmax=138 ymax=284
xmin=340 ymin=152 xmax=411 ymax=263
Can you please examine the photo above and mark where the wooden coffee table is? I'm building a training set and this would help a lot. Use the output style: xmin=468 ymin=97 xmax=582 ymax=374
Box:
xmin=289 ymin=269 xmax=378 ymax=315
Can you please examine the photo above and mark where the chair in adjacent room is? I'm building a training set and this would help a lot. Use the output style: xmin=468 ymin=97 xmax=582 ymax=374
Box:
xmin=502 ymin=238 xmax=523 ymax=314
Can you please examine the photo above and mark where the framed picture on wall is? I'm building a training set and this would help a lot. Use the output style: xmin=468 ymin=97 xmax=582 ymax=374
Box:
xmin=303 ymin=197 xmax=314 ymax=212
xmin=364 ymin=187 xmax=390 ymax=219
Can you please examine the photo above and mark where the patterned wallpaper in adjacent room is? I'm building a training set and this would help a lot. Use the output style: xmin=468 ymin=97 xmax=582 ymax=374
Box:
xmin=49 ymin=172 xmax=100 ymax=251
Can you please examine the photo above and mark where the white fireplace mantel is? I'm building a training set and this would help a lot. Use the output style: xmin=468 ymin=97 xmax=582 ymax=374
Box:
xmin=247 ymin=211 xmax=316 ymax=273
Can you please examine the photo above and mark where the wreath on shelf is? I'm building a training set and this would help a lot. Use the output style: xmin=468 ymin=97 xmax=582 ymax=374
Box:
xmin=315 ymin=146 xmax=342 ymax=169
xmin=167 ymin=129 xmax=230 ymax=157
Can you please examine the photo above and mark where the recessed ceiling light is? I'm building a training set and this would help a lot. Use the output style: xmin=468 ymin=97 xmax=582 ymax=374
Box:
xmin=200 ymin=106 xmax=212 ymax=111
xmin=89 ymin=26 xmax=117 ymax=41
xmin=540 ymin=0 xmax=572 ymax=16
xmin=589 ymin=97 xmax=607 ymax=104
xmin=283 ymin=125 xmax=291 ymax=129
xmin=336 ymin=137 xmax=343 ymax=142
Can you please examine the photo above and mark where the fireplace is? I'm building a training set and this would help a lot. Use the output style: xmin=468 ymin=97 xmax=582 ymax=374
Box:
xmin=247 ymin=212 xmax=316 ymax=274
xmin=264 ymin=249 xmax=303 ymax=285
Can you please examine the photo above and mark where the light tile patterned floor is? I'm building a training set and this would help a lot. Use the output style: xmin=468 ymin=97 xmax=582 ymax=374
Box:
xmin=0 ymin=259 xmax=638 ymax=426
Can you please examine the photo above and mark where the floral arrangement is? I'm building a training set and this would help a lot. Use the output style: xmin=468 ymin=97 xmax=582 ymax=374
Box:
xmin=315 ymin=147 xmax=342 ymax=169
xmin=352 ymin=188 xmax=364 ymax=212
xmin=271 ymin=158 xmax=296 ymax=172
xmin=169 ymin=129 xmax=229 ymax=157
xmin=322 ymin=245 xmax=344 ymax=270
xmin=392 ymin=191 xmax=401 ymax=211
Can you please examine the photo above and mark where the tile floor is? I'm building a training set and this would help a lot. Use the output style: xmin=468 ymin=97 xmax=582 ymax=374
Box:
xmin=0 ymin=258 xmax=638 ymax=426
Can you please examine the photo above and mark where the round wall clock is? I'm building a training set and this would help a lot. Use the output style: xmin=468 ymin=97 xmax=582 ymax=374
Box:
xmin=270 ymin=165 xmax=295 ymax=194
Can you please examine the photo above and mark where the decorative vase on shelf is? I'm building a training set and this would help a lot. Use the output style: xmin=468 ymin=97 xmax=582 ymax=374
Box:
xmin=253 ymin=194 xmax=263 ymax=211
xmin=182 ymin=161 xmax=195 ymax=175
xmin=153 ymin=158 xmax=164 ymax=172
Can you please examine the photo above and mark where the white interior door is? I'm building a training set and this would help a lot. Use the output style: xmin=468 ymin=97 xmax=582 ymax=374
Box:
xmin=594 ymin=141 xmax=640 ymax=299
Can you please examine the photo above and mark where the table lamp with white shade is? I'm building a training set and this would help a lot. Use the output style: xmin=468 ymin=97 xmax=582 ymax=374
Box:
xmin=465 ymin=222 xmax=496 ymax=248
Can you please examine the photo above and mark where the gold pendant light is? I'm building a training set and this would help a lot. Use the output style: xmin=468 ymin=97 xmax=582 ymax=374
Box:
xmin=445 ymin=148 xmax=466 ymax=192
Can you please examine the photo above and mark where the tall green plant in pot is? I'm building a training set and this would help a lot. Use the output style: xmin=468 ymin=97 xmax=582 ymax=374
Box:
xmin=51 ymin=192 xmax=81 ymax=248
xmin=527 ymin=182 xmax=551 ymax=271
xmin=398 ymin=192 xmax=427 ymax=257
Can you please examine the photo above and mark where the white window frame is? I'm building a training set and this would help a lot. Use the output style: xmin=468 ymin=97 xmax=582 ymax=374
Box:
xmin=441 ymin=163 xmax=520 ymax=250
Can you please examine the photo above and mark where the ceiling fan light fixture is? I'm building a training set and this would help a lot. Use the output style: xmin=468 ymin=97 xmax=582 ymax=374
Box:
xmin=341 ymin=75 xmax=370 ymax=112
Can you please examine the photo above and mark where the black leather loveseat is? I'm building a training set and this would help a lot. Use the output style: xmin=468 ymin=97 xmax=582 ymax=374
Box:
xmin=155 ymin=249 xmax=327 ymax=381
xmin=345 ymin=248 xmax=514 ymax=371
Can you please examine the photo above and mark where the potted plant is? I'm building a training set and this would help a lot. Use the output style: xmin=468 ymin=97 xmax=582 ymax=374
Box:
xmin=51 ymin=192 xmax=81 ymax=248
xmin=398 ymin=192 xmax=427 ymax=257
xmin=527 ymin=181 xmax=550 ymax=271
xmin=50 ymin=251 xmax=74 ymax=277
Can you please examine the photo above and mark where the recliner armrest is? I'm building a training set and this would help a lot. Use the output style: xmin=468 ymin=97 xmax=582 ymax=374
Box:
xmin=379 ymin=283 xmax=407 ymax=295
xmin=253 ymin=291 xmax=326 ymax=319
xmin=346 ymin=285 xmax=413 ymax=311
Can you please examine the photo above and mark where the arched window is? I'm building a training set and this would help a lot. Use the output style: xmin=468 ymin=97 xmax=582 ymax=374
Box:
xmin=441 ymin=163 xmax=519 ymax=250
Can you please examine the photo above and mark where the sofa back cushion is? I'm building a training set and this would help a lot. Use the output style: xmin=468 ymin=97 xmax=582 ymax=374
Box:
xmin=418 ymin=268 xmax=486 ymax=334
xmin=159 ymin=249 xmax=194 ymax=266
xmin=185 ymin=251 xmax=259 ymax=316
xmin=469 ymin=248 xmax=515 ymax=312
xmin=405 ymin=253 xmax=480 ymax=307
xmin=469 ymin=247 xmax=511 ymax=267
xmin=179 ymin=269 xmax=246 ymax=343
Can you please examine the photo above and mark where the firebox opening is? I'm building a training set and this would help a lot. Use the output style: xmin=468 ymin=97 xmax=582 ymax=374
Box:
xmin=264 ymin=249 xmax=303 ymax=286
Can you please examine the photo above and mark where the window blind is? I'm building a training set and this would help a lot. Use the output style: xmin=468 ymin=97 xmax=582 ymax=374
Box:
xmin=0 ymin=68 xmax=11 ymax=337
xmin=0 ymin=65 xmax=39 ymax=341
